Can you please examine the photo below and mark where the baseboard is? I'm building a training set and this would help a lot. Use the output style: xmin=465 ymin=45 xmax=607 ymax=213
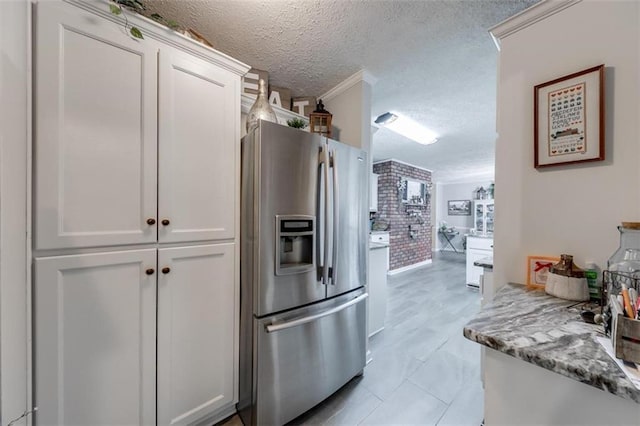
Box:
xmin=388 ymin=259 xmax=432 ymax=275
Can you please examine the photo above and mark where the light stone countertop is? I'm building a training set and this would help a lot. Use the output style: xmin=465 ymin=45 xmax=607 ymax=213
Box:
xmin=369 ymin=241 xmax=389 ymax=250
xmin=464 ymin=283 xmax=640 ymax=404
xmin=473 ymin=256 xmax=493 ymax=269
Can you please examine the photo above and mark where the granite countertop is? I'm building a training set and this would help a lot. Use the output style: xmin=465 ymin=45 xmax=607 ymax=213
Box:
xmin=473 ymin=256 xmax=493 ymax=269
xmin=464 ymin=283 xmax=640 ymax=404
xmin=464 ymin=233 xmax=493 ymax=239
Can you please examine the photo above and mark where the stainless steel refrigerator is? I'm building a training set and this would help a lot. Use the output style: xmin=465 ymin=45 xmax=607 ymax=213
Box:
xmin=239 ymin=120 xmax=368 ymax=425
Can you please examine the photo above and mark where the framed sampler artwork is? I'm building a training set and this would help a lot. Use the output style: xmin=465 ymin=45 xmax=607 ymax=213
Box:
xmin=526 ymin=256 xmax=560 ymax=289
xmin=534 ymin=65 xmax=604 ymax=168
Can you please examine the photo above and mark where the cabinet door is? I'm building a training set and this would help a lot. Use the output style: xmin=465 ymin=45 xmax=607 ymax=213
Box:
xmin=157 ymin=244 xmax=237 ymax=425
xmin=35 ymin=1 xmax=158 ymax=250
xmin=466 ymin=248 xmax=490 ymax=286
xmin=370 ymin=173 xmax=379 ymax=212
xmin=158 ymin=48 xmax=239 ymax=243
xmin=34 ymin=249 xmax=157 ymax=425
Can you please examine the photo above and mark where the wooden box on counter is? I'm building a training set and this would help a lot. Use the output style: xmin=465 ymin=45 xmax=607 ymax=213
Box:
xmin=609 ymin=295 xmax=640 ymax=364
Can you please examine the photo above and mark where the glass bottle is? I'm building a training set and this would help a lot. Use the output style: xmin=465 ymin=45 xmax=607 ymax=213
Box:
xmin=607 ymin=223 xmax=640 ymax=270
xmin=246 ymin=79 xmax=277 ymax=133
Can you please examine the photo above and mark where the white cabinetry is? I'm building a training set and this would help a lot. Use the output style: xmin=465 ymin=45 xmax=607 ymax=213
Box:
xmin=32 ymin=2 xmax=248 ymax=425
xmin=158 ymin=244 xmax=237 ymax=425
xmin=158 ymin=49 xmax=237 ymax=243
xmin=34 ymin=1 xmax=159 ymax=250
xmin=370 ymin=173 xmax=379 ymax=212
xmin=473 ymin=200 xmax=494 ymax=236
xmin=466 ymin=236 xmax=493 ymax=286
xmin=368 ymin=245 xmax=388 ymax=336
xmin=34 ymin=250 xmax=157 ymax=425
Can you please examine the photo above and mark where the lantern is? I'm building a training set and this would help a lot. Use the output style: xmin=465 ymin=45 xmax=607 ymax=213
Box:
xmin=309 ymin=99 xmax=332 ymax=138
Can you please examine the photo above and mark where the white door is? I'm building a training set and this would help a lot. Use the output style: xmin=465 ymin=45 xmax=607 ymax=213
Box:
xmin=34 ymin=1 xmax=158 ymax=250
xmin=157 ymin=244 xmax=237 ymax=425
xmin=158 ymin=48 xmax=238 ymax=243
xmin=34 ymin=249 xmax=157 ymax=425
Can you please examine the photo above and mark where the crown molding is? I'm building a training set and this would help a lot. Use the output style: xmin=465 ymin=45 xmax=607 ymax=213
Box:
xmin=319 ymin=69 xmax=378 ymax=102
xmin=64 ymin=0 xmax=250 ymax=76
xmin=489 ymin=0 xmax=582 ymax=51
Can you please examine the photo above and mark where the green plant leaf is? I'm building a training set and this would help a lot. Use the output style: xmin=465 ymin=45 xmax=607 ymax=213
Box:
xmin=109 ymin=4 xmax=122 ymax=15
xmin=166 ymin=20 xmax=180 ymax=30
xmin=130 ymin=27 xmax=144 ymax=39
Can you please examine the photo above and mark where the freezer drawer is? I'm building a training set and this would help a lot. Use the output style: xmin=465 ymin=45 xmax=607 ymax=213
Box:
xmin=244 ymin=290 xmax=367 ymax=426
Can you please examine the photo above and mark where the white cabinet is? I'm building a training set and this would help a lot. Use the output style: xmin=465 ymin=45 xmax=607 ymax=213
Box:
xmin=466 ymin=236 xmax=493 ymax=286
xmin=34 ymin=1 xmax=158 ymax=250
xmin=473 ymin=200 xmax=494 ymax=236
xmin=34 ymin=250 xmax=157 ymax=425
xmin=370 ymin=173 xmax=379 ymax=212
xmin=35 ymin=2 xmax=241 ymax=250
xmin=368 ymin=245 xmax=389 ymax=336
xmin=158 ymin=49 xmax=238 ymax=243
xmin=157 ymin=244 xmax=237 ymax=425
xmin=32 ymin=2 xmax=248 ymax=425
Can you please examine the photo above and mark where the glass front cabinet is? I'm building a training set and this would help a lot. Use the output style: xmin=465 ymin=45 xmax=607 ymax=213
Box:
xmin=474 ymin=200 xmax=494 ymax=236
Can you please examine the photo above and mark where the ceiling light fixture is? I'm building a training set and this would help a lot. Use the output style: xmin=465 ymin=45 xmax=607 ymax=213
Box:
xmin=374 ymin=112 xmax=438 ymax=145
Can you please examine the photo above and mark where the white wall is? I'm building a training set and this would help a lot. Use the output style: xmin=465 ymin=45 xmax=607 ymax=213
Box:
xmin=323 ymin=80 xmax=372 ymax=152
xmin=0 ymin=0 xmax=30 ymax=423
xmin=435 ymin=180 xmax=492 ymax=251
xmin=493 ymin=0 xmax=640 ymax=289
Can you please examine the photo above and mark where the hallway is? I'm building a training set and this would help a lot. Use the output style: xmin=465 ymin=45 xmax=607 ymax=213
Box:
xmin=289 ymin=252 xmax=483 ymax=425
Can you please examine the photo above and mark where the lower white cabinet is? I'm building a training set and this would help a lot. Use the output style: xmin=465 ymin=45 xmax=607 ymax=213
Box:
xmin=35 ymin=249 xmax=157 ymax=425
xmin=157 ymin=244 xmax=237 ymax=425
xmin=466 ymin=236 xmax=493 ymax=286
xmin=368 ymin=245 xmax=389 ymax=336
xmin=34 ymin=244 xmax=238 ymax=426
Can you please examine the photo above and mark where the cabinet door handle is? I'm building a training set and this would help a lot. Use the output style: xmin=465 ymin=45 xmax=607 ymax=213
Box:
xmin=146 ymin=218 xmax=156 ymax=225
xmin=145 ymin=268 xmax=155 ymax=275
xmin=161 ymin=219 xmax=170 ymax=226
xmin=162 ymin=267 xmax=171 ymax=274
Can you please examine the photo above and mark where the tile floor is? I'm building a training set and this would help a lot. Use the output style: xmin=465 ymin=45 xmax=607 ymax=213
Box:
xmin=225 ymin=251 xmax=483 ymax=426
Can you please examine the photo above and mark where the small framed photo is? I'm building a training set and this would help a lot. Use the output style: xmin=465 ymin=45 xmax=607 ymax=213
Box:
xmin=448 ymin=200 xmax=471 ymax=216
xmin=534 ymin=65 xmax=604 ymax=168
xmin=526 ymin=256 xmax=560 ymax=289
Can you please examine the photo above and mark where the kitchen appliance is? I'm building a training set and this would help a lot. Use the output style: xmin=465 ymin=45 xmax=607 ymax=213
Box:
xmin=239 ymin=120 xmax=368 ymax=425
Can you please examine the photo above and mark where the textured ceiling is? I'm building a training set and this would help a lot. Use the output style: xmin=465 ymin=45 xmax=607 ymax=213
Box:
xmin=145 ymin=0 xmax=539 ymax=183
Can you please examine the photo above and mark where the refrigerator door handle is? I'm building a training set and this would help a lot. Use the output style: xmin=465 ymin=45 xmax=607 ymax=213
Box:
xmin=317 ymin=145 xmax=330 ymax=285
xmin=322 ymin=144 xmax=331 ymax=285
xmin=330 ymin=148 xmax=339 ymax=285
xmin=265 ymin=293 xmax=368 ymax=333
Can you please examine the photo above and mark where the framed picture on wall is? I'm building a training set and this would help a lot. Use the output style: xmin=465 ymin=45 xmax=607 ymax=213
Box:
xmin=534 ymin=64 xmax=605 ymax=168
xmin=447 ymin=200 xmax=471 ymax=216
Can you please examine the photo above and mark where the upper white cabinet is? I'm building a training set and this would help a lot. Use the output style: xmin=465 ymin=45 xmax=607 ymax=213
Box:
xmin=34 ymin=249 xmax=157 ymax=425
xmin=35 ymin=1 xmax=158 ymax=249
xmin=158 ymin=49 xmax=237 ymax=243
xmin=370 ymin=173 xmax=379 ymax=212
xmin=35 ymin=1 xmax=243 ymax=250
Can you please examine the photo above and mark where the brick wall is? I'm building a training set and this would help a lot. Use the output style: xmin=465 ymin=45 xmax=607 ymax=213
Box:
xmin=372 ymin=160 xmax=432 ymax=271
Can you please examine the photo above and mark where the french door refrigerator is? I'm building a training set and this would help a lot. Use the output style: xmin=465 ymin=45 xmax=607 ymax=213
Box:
xmin=239 ymin=120 xmax=368 ymax=425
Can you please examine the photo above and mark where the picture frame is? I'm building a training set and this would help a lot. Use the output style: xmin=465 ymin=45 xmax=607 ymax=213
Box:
xmin=526 ymin=256 xmax=560 ymax=289
xmin=534 ymin=65 xmax=605 ymax=168
xmin=447 ymin=200 xmax=471 ymax=216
